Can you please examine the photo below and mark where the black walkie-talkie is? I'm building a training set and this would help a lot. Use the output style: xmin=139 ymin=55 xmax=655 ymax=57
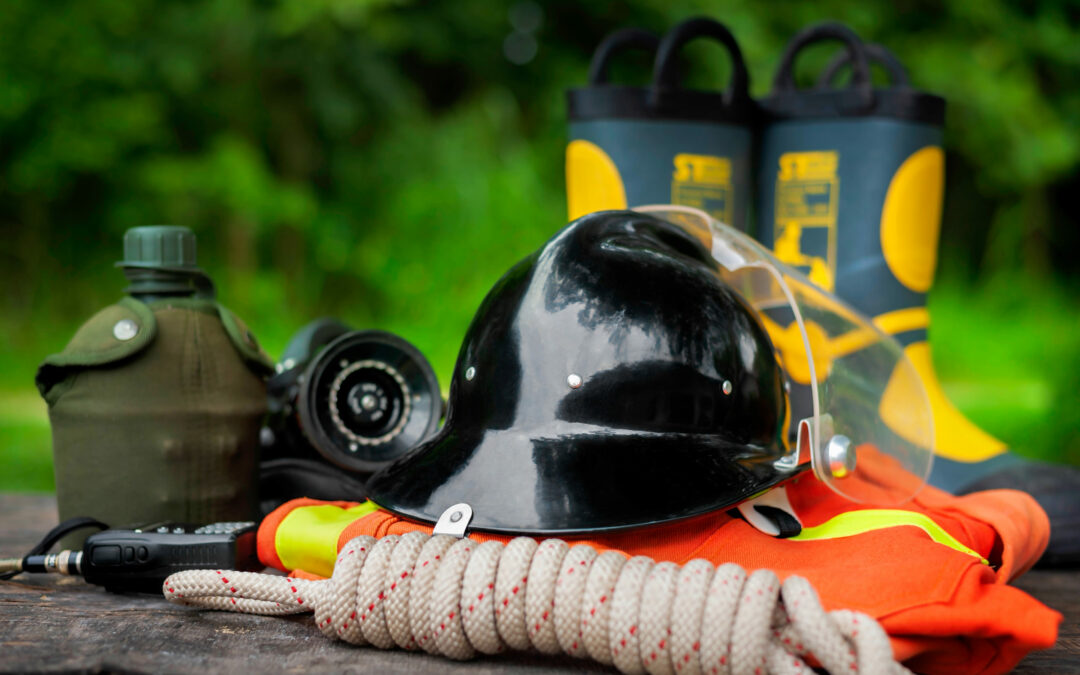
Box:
xmin=1 ymin=520 xmax=260 ymax=594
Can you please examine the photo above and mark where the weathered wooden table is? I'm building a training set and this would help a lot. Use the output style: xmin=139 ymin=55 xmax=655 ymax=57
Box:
xmin=1 ymin=493 xmax=1077 ymax=674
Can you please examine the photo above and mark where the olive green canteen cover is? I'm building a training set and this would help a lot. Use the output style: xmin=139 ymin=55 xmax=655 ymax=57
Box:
xmin=36 ymin=296 xmax=272 ymax=547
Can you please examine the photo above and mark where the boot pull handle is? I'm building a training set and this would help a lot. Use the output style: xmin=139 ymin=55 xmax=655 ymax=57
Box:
xmin=587 ymin=27 xmax=660 ymax=86
xmin=772 ymin=22 xmax=874 ymax=113
xmin=649 ymin=16 xmax=751 ymax=111
xmin=815 ymin=43 xmax=909 ymax=90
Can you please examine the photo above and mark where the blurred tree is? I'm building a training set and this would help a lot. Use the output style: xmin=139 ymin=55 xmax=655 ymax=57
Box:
xmin=0 ymin=0 xmax=1077 ymax=490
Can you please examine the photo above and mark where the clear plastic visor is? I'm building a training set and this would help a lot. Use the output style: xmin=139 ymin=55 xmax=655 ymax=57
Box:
xmin=636 ymin=205 xmax=933 ymax=505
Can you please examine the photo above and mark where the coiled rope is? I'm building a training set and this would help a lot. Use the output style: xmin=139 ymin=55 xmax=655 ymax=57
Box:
xmin=164 ymin=532 xmax=910 ymax=675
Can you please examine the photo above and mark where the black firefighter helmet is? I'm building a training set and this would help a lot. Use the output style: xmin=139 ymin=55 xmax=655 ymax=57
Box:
xmin=366 ymin=210 xmax=802 ymax=534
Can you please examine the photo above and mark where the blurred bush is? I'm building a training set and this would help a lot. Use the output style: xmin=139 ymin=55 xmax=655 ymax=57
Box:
xmin=0 ymin=0 xmax=1077 ymax=490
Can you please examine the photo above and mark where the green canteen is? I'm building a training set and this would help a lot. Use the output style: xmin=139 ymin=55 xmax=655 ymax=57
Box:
xmin=36 ymin=226 xmax=273 ymax=547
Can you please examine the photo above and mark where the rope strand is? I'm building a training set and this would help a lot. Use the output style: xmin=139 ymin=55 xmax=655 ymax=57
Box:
xmin=164 ymin=534 xmax=910 ymax=675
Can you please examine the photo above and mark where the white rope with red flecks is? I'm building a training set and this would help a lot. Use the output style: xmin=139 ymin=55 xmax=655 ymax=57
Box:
xmin=163 ymin=532 xmax=910 ymax=675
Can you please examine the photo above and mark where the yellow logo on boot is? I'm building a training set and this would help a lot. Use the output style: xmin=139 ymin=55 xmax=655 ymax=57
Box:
xmin=773 ymin=151 xmax=839 ymax=291
xmin=671 ymin=154 xmax=732 ymax=225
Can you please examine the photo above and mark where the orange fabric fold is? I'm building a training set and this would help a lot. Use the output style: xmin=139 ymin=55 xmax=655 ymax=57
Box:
xmin=257 ymin=478 xmax=1059 ymax=675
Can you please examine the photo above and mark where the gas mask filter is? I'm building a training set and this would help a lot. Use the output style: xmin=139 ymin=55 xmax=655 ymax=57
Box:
xmin=260 ymin=319 xmax=442 ymax=511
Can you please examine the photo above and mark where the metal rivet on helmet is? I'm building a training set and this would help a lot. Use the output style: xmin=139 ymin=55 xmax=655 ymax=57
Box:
xmin=826 ymin=434 xmax=856 ymax=478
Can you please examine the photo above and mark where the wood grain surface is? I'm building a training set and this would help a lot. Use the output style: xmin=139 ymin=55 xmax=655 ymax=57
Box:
xmin=1 ymin=493 xmax=1076 ymax=674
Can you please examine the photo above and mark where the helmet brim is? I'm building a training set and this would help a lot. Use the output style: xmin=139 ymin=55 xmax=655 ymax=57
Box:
xmin=366 ymin=423 xmax=803 ymax=535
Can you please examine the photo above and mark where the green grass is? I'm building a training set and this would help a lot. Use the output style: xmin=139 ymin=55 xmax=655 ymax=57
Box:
xmin=0 ymin=392 xmax=53 ymax=492
xmin=929 ymin=276 xmax=1080 ymax=466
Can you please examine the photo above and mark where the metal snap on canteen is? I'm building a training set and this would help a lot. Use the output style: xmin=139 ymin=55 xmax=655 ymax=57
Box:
xmin=112 ymin=319 xmax=138 ymax=341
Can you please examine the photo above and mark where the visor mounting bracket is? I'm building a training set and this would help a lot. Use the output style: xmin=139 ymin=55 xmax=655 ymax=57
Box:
xmin=433 ymin=503 xmax=474 ymax=538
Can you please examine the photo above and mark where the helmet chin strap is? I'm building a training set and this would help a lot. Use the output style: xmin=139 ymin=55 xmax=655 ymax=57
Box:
xmin=736 ymin=485 xmax=803 ymax=538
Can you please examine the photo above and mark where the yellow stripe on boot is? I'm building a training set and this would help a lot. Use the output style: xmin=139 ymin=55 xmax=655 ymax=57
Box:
xmin=874 ymin=308 xmax=1007 ymax=464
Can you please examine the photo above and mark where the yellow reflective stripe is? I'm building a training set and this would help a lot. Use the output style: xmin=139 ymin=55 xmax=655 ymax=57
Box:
xmin=873 ymin=307 xmax=930 ymax=336
xmin=789 ymin=509 xmax=989 ymax=565
xmin=275 ymin=501 xmax=379 ymax=577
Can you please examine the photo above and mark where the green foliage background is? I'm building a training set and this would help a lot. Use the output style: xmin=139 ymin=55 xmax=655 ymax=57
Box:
xmin=1 ymin=0 xmax=1078 ymax=491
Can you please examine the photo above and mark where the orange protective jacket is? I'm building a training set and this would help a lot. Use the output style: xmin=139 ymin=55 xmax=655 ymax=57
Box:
xmin=257 ymin=478 xmax=1059 ymax=675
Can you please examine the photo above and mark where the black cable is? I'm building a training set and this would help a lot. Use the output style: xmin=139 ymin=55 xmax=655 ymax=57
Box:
xmin=0 ymin=516 xmax=108 ymax=580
